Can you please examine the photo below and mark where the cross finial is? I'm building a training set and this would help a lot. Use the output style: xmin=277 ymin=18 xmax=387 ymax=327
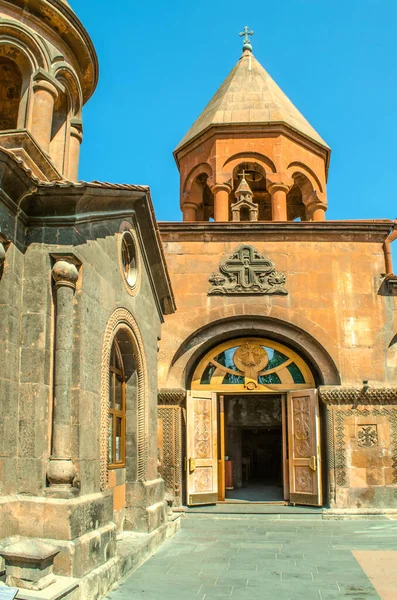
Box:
xmin=239 ymin=25 xmax=254 ymax=53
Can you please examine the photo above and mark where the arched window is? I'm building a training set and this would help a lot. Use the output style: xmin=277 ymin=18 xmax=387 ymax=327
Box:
xmin=108 ymin=338 xmax=126 ymax=467
xmin=192 ymin=337 xmax=315 ymax=392
xmin=0 ymin=57 xmax=22 ymax=130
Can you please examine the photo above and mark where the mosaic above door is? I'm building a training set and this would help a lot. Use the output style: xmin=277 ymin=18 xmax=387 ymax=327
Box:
xmin=192 ymin=337 xmax=315 ymax=392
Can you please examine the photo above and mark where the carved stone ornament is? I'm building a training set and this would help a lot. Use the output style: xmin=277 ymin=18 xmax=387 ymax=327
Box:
xmin=208 ymin=244 xmax=287 ymax=296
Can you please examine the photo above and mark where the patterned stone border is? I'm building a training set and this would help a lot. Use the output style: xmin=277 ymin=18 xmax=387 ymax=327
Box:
xmin=320 ymin=386 xmax=397 ymax=405
xmin=100 ymin=308 xmax=148 ymax=491
xmin=335 ymin=407 xmax=397 ymax=487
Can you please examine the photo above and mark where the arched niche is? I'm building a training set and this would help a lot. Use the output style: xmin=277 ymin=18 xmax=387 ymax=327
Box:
xmin=101 ymin=308 xmax=149 ymax=491
xmin=232 ymin=161 xmax=268 ymax=220
xmin=192 ymin=337 xmax=315 ymax=392
xmin=168 ymin=316 xmax=341 ymax=390
xmin=0 ymin=57 xmax=22 ymax=130
xmin=0 ymin=43 xmax=33 ymax=130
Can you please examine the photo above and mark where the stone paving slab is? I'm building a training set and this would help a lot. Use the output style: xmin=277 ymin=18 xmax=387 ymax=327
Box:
xmin=106 ymin=517 xmax=397 ymax=600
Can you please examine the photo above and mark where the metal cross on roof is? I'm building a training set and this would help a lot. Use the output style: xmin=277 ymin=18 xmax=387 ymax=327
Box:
xmin=239 ymin=25 xmax=254 ymax=52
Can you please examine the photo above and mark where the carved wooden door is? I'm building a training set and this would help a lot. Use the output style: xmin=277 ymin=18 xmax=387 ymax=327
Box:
xmin=287 ymin=390 xmax=322 ymax=506
xmin=186 ymin=391 xmax=218 ymax=506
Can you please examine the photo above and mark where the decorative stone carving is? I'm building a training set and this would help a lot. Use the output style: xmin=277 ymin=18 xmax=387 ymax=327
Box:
xmin=52 ymin=259 xmax=79 ymax=289
xmin=335 ymin=407 xmax=397 ymax=486
xmin=158 ymin=388 xmax=186 ymax=405
xmin=208 ymin=244 xmax=287 ymax=295
xmin=231 ymin=175 xmax=258 ymax=222
xmin=357 ymin=425 xmax=378 ymax=447
xmin=319 ymin=386 xmax=397 ymax=405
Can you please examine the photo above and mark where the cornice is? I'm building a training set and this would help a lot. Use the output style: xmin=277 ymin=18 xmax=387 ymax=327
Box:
xmin=174 ymin=123 xmax=331 ymax=175
xmin=159 ymin=220 xmax=394 ymax=243
xmin=158 ymin=388 xmax=186 ymax=405
xmin=319 ymin=386 xmax=397 ymax=405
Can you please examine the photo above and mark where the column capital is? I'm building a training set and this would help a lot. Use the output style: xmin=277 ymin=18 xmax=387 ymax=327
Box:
xmin=51 ymin=254 xmax=81 ymax=290
xmin=182 ymin=201 xmax=199 ymax=212
xmin=304 ymin=190 xmax=327 ymax=211
xmin=266 ymin=173 xmax=293 ymax=194
xmin=32 ymin=68 xmax=64 ymax=99
xmin=70 ymin=119 xmax=83 ymax=143
xmin=211 ymin=182 xmax=232 ymax=195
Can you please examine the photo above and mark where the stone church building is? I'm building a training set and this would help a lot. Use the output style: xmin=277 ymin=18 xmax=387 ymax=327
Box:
xmin=0 ymin=1 xmax=396 ymax=598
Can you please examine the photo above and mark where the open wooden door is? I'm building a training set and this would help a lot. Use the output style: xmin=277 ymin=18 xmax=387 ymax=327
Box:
xmin=287 ymin=389 xmax=322 ymax=506
xmin=186 ymin=391 xmax=218 ymax=506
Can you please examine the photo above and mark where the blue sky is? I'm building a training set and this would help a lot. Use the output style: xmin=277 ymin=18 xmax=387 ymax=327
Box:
xmin=75 ymin=0 xmax=397 ymax=223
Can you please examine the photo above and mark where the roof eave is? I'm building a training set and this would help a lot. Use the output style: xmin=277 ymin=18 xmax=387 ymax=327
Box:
xmin=174 ymin=122 xmax=331 ymax=176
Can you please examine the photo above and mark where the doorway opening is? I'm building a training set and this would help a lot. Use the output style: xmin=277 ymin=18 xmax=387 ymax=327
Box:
xmin=222 ymin=395 xmax=285 ymax=503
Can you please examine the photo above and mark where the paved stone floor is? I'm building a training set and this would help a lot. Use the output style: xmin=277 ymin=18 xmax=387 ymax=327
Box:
xmin=107 ymin=517 xmax=397 ymax=600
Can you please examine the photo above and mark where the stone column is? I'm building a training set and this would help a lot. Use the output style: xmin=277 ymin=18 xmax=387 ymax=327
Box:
xmin=312 ymin=207 xmax=326 ymax=221
xmin=182 ymin=202 xmax=198 ymax=222
xmin=266 ymin=175 xmax=293 ymax=221
xmin=303 ymin=191 xmax=327 ymax=221
xmin=68 ymin=121 xmax=83 ymax=181
xmin=212 ymin=183 xmax=231 ymax=222
xmin=47 ymin=259 xmax=79 ymax=496
xmin=31 ymin=79 xmax=59 ymax=153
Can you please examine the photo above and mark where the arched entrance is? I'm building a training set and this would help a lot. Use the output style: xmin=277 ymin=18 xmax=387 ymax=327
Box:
xmin=186 ymin=337 xmax=322 ymax=508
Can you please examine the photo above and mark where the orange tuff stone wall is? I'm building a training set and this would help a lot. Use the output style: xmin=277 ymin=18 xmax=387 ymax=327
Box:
xmin=158 ymin=224 xmax=395 ymax=389
xmin=157 ymin=222 xmax=397 ymax=509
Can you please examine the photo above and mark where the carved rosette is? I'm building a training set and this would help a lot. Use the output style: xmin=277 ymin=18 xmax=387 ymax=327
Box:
xmin=208 ymin=244 xmax=287 ymax=295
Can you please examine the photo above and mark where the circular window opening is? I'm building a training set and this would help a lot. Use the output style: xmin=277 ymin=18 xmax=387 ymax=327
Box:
xmin=121 ymin=232 xmax=138 ymax=288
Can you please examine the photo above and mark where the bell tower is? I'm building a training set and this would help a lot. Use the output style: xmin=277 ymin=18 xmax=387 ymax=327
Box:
xmin=0 ymin=0 xmax=97 ymax=181
xmin=174 ymin=27 xmax=330 ymax=222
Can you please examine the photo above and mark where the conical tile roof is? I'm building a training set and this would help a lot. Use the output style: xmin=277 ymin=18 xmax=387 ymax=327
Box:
xmin=176 ymin=51 xmax=328 ymax=151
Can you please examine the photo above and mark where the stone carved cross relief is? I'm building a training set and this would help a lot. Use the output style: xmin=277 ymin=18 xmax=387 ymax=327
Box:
xmin=208 ymin=244 xmax=288 ymax=295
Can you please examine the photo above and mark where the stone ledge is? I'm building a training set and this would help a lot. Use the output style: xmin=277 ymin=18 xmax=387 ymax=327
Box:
xmin=12 ymin=576 xmax=78 ymax=599
xmin=323 ymin=508 xmax=397 ymax=520
xmin=77 ymin=514 xmax=181 ymax=599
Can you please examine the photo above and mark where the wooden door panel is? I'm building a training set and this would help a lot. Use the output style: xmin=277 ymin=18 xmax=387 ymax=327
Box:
xmin=186 ymin=391 xmax=218 ymax=505
xmin=287 ymin=389 xmax=322 ymax=506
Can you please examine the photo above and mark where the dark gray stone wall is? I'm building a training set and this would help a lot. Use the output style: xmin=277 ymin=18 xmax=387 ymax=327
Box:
xmin=0 ymin=212 xmax=163 ymax=498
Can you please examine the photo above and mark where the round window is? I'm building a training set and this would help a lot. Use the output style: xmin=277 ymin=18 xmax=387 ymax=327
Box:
xmin=121 ymin=231 xmax=138 ymax=288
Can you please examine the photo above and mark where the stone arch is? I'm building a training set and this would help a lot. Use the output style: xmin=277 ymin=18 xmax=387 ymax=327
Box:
xmin=182 ymin=163 xmax=214 ymax=220
xmin=168 ymin=315 xmax=341 ymax=390
xmin=100 ymin=308 xmax=148 ymax=491
xmin=52 ymin=63 xmax=83 ymax=117
xmin=183 ymin=162 xmax=213 ymax=194
xmin=286 ymin=161 xmax=323 ymax=193
xmin=223 ymin=152 xmax=277 ymax=174
xmin=0 ymin=37 xmax=38 ymax=129
xmin=0 ymin=22 xmax=50 ymax=71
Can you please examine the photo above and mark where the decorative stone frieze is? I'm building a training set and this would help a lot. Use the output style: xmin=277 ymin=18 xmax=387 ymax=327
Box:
xmin=158 ymin=388 xmax=186 ymax=405
xmin=319 ymin=386 xmax=397 ymax=405
xmin=208 ymin=244 xmax=288 ymax=295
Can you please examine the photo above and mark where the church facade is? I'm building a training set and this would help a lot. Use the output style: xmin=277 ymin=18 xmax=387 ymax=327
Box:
xmin=157 ymin=31 xmax=397 ymax=513
xmin=0 ymin=1 xmax=397 ymax=599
